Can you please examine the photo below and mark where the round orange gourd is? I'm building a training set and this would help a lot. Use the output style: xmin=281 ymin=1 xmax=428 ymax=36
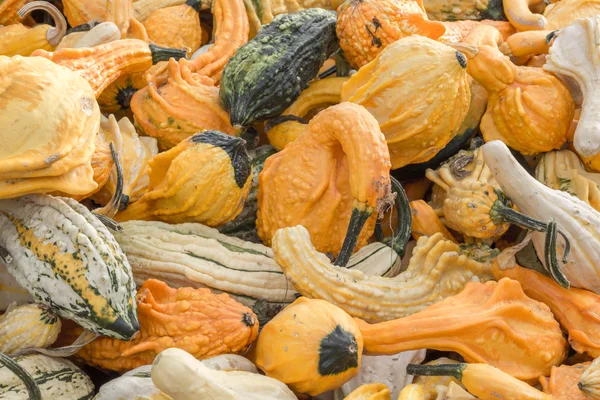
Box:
xmin=143 ymin=0 xmax=202 ymax=56
xmin=254 ymin=297 xmax=363 ymax=396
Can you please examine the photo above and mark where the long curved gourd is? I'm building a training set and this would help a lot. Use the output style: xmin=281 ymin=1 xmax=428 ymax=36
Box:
xmin=257 ymin=102 xmax=392 ymax=265
xmin=356 ymin=278 xmax=568 ymax=382
xmin=0 ymin=195 xmax=139 ymax=339
xmin=335 ymin=0 xmax=446 ymax=69
xmin=143 ymin=0 xmax=202 ymax=56
xmin=453 ymin=26 xmax=574 ymax=156
xmin=541 ymin=362 xmax=590 ymax=399
xmin=265 ymin=77 xmax=349 ymax=151
xmin=341 ymin=36 xmax=471 ymax=169
xmin=0 ymin=2 xmax=67 ymax=57
xmin=92 ymin=115 xmax=158 ymax=208
xmin=220 ymin=8 xmax=338 ymax=128
xmin=492 ymin=262 xmax=600 ymax=358
xmin=0 ymin=353 xmax=94 ymax=400
xmin=502 ymin=0 xmax=547 ymax=31
xmin=65 ymin=279 xmax=258 ymax=373
xmin=31 ymin=39 xmax=186 ymax=97
xmin=580 ymin=358 xmax=600 ymax=399
xmin=0 ymin=55 xmax=100 ymax=198
xmin=152 ymin=348 xmax=297 ymax=400
xmin=407 ymin=363 xmax=552 ymax=400
xmin=536 ymin=149 xmax=600 ymax=213
xmin=544 ymin=16 xmax=600 ymax=158
xmin=131 ymin=59 xmax=238 ymax=150
xmin=483 ymin=139 xmax=600 ymax=293
xmin=0 ymin=304 xmax=61 ymax=355
xmin=498 ymin=30 xmax=552 ymax=58
xmin=115 ymin=131 xmax=252 ymax=225
xmin=255 ymin=297 xmax=363 ymax=396
xmin=272 ymin=228 xmax=494 ymax=322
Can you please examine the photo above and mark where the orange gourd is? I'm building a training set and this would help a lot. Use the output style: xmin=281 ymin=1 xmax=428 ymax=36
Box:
xmin=31 ymin=39 xmax=186 ymax=98
xmin=357 ymin=278 xmax=568 ymax=382
xmin=257 ymin=102 xmax=392 ymax=263
xmin=131 ymin=59 xmax=238 ymax=150
xmin=61 ymin=0 xmax=106 ymax=27
xmin=143 ymin=0 xmax=202 ymax=56
xmin=539 ymin=362 xmax=591 ymax=399
xmin=409 ymin=200 xmax=457 ymax=243
xmin=0 ymin=0 xmax=29 ymax=25
xmin=335 ymin=0 xmax=446 ymax=69
xmin=64 ymin=279 xmax=259 ymax=373
xmin=104 ymin=0 xmax=148 ymax=41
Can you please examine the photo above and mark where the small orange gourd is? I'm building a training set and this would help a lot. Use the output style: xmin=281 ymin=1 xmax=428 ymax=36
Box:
xmin=143 ymin=0 xmax=202 ymax=56
xmin=65 ymin=279 xmax=259 ymax=373
xmin=409 ymin=200 xmax=457 ymax=243
xmin=31 ymin=39 xmax=186 ymax=98
xmin=357 ymin=278 xmax=568 ymax=382
xmin=257 ymin=102 xmax=392 ymax=264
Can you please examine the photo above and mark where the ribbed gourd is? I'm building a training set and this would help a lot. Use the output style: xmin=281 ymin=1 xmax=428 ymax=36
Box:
xmin=272 ymin=228 xmax=495 ymax=322
xmin=254 ymin=297 xmax=363 ymax=396
xmin=257 ymin=103 xmax=393 ymax=265
xmin=0 ymin=55 xmax=100 ymax=199
xmin=64 ymin=279 xmax=258 ymax=373
xmin=454 ymin=26 xmax=574 ymax=155
xmin=220 ymin=8 xmax=339 ymax=128
xmin=0 ymin=304 xmax=61 ymax=355
xmin=91 ymin=115 xmax=159 ymax=209
xmin=115 ymin=131 xmax=252 ymax=225
xmin=0 ymin=195 xmax=139 ymax=340
xmin=0 ymin=0 xmax=30 ymax=25
xmin=536 ymin=149 xmax=600 ymax=213
xmin=341 ymin=36 xmax=471 ymax=169
xmin=356 ymin=278 xmax=568 ymax=383
xmin=0 ymin=353 xmax=95 ymax=400
xmin=580 ymin=357 xmax=600 ymax=399
xmin=0 ymin=2 xmax=67 ymax=57
xmin=335 ymin=0 xmax=446 ymax=69
xmin=131 ymin=59 xmax=239 ymax=151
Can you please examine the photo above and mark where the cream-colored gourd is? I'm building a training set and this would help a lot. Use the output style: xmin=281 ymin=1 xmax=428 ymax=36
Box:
xmin=580 ymin=357 xmax=600 ymax=399
xmin=151 ymin=348 xmax=297 ymax=400
xmin=536 ymin=149 xmax=600 ymax=212
xmin=74 ymin=22 xmax=121 ymax=48
xmin=482 ymin=140 xmax=600 ymax=293
xmin=0 ymin=303 xmax=61 ymax=355
xmin=545 ymin=16 xmax=600 ymax=157
xmin=272 ymin=228 xmax=494 ymax=322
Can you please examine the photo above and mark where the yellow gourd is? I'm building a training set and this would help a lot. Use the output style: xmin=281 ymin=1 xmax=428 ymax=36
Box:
xmin=344 ymin=383 xmax=391 ymax=400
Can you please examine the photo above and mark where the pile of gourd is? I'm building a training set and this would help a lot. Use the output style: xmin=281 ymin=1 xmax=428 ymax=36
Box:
xmin=5 ymin=0 xmax=600 ymax=398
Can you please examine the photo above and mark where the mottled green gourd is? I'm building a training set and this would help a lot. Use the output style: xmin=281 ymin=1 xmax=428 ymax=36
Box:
xmin=220 ymin=8 xmax=339 ymax=128
xmin=0 ymin=195 xmax=139 ymax=340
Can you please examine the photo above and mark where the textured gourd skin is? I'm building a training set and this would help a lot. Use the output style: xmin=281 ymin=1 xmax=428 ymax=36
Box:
xmin=342 ymin=36 xmax=471 ymax=169
xmin=580 ymin=357 xmax=600 ymax=399
xmin=152 ymin=348 xmax=296 ymax=400
xmin=458 ymin=27 xmax=574 ymax=155
xmin=257 ymin=103 xmax=391 ymax=255
xmin=0 ymin=0 xmax=28 ymax=25
xmin=92 ymin=115 xmax=158 ymax=207
xmin=438 ymin=19 xmax=515 ymax=43
xmin=0 ymin=354 xmax=94 ymax=400
xmin=62 ymin=0 xmax=106 ymax=26
xmin=357 ymin=278 xmax=568 ymax=382
xmin=68 ymin=279 xmax=258 ymax=373
xmin=544 ymin=0 xmax=600 ymax=30
xmin=143 ymin=0 xmax=202 ymax=56
xmin=336 ymin=0 xmax=446 ymax=69
xmin=0 ymin=195 xmax=139 ymax=340
xmin=0 ymin=304 xmax=61 ymax=355
xmin=423 ymin=0 xmax=505 ymax=21
xmin=104 ymin=0 xmax=148 ymax=41
xmin=344 ymin=383 xmax=390 ymax=400
xmin=273 ymin=227 xmax=493 ymax=322
xmin=492 ymin=262 xmax=600 ymax=358
xmin=131 ymin=59 xmax=238 ymax=151
xmin=536 ymin=149 xmax=600 ymax=213
xmin=255 ymin=297 xmax=363 ymax=396
xmin=31 ymin=39 xmax=186 ymax=98
xmin=116 ymin=131 xmax=252 ymax=225
xmin=410 ymin=200 xmax=457 ymax=242
xmin=0 ymin=24 xmax=55 ymax=57
xmin=220 ymin=8 xmax=339 ymax=128
xmin=544 ymin=17 xmax=600 ymax=158
xmin=539 ymin=362 xmax=591 ymax=399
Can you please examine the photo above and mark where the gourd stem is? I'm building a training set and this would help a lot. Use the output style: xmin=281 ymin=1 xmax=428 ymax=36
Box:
xmin=335 ymin=208 xmax=373 ymax=267
xmin=93 ymin=143 xmax=125 ymax=226
xmin=318 ymin=66 xmax=337 ymax=79
xmin=0 ymin=353 xmax=42 ymax=400
xmin=18 ymin=1 xmax=67 ymax=46
xmin=185 ymin=0 xmax=202 ymax=13
xmin=264 ymin=115 xmax=308 ymax=133
xmin=67 ymin=21 xmax=100 ymax=34
xmin=490 ymin=200 xmax=571 ymax=288
xmin=149 ymin=44 xmax=188 ymax=64
xmin=406 ymin=363 xmax=466 ymax=380
xmin=376 ymin=176 xmax=411 ymax=258
xmin=334 ymin=52 xmax=351 ymax=77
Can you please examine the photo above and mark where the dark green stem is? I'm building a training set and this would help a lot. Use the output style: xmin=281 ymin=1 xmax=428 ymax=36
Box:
xmin=0 ymin=353 xmax=42 ymax=400
xmin=406 ymin=363 xmax=466 ymax=380
xmin=375 ymin=176 xmax=411 ymax=258
xmin=335 ymin=208 xmax=373 ymax=267
xmin=149 ymin=44 xmax=187 ymax=64
xmin=264 ymin=115 xmax=308 ymax=133
xmin=66 ymin=20 xmax=99 ymax=34
xmin=334 ymin=51 xmax=351 ymax=77
xmin=186 ymin=0 xmax=202 ymax=13
xmin=490 ymin=200 xmax=571 ymax=289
